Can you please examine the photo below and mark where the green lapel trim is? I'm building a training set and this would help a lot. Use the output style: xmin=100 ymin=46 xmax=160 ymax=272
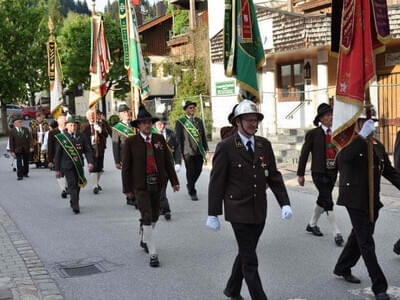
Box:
xmin=55 ymin=133 xmax=87 ymax=188
xmin=178 ymin=117 xmax=206 ymax=162
xmin=112 ymin=122 xmax=134 ymax=137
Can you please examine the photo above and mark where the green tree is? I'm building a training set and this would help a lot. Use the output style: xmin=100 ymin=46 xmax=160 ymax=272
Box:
xmin=58 ymin=13 xmax=130 ymax=106
xmin=0 ymin=0 xmax=49 ymax=132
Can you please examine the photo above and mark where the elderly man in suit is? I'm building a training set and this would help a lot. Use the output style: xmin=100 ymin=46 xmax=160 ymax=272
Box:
xmin=297 ymin=103 xmax=343 ymax=246
xmin=9 ymin=117 xmax=33 ymax=180
xmin=122 ymin=105 xmax=179 ymax=267
xmin=333 ymin=110 xmax=400 ymax=300
xmin=54 ymin=116 xmax=94 ymax=214
xmin=207 ymin=100 xmax=293 ymax=300
xmin=175 ymin=101 xmax=209 ymax=201
xmin=155 ymin=117 xmax=181 ymax=220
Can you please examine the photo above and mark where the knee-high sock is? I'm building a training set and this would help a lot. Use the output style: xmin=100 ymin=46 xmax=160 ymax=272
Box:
xmin=57 ymin=177 xmax=66 ymax=191
xmin=309 ymin=204 xmax=324 ymax=227
xmin=92 ymin=172 xmax=99 ymax=187
xmin=143 ymin=225 xmax=157 ymax=255
xmin=326 ymin=210 xmax=341 ymax=236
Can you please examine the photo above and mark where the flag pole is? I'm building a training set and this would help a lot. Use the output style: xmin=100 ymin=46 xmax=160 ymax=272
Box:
xmin=365 ymin=89 xmax=374 ymax=223
xmin=91 ymin=0 xmax=99 ymax=157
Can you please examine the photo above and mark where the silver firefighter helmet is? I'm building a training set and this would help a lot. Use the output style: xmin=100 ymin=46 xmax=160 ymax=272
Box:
xmin=231 ymin=99 xmax=264 ymax=123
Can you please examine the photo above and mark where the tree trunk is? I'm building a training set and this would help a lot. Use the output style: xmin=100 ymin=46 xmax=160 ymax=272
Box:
xmin=1 ymin=101 xmax=8 ymax=134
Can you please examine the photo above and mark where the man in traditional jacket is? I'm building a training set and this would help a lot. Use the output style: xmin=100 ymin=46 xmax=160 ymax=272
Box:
xmin=297 ymin=103 xmax=344 ymax=246
xmin=54 ymin=116 xmax=94 ymax=214
xmin=48 ymin=115 xmax=68 ymax=198
xmin=333 ymin=111 xmax=400 ymax=300
xmin=9 ymin=117 xmax=33 ymax=180
xmin=112 ymin=104 xmax=136 ymax=206
xmin=81 ymin=110 xmax=108 ymax=194
xmin=175 ymin=101 xmax=209 ymax=201
xmin=207 ymin=100 xmax=293 ymax=300
xmin=122 ymin=105 xmax=179 ymax=267
xmin=30 ymin=111 xmax=49 ymax=168
xmin=155 ymin=117 xmax=181 ymax=220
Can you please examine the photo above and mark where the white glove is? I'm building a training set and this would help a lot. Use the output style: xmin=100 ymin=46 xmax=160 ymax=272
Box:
xmin=94 ymin=124 xmax=102 ymax=133
xmin=281 ymin=205 xmax=293 ymax=220
xmin=358 ymin=119 xmax=375 ymax=139
xmin=206 ymin=216 xmax=220 ymax=231
xmin=174 ymin=164 xmax=181 ymax=172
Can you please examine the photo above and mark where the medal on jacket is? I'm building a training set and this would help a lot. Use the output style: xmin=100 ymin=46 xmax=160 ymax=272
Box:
xmin=259 ymin=156 xmax=268 ymax=177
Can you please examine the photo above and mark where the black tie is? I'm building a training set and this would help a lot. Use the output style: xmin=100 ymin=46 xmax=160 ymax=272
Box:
xmin=246 ymin=141 xmax=254 ymax=160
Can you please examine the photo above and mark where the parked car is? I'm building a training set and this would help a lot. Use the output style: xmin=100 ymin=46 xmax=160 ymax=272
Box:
xmin=6 ymin=104 xmax=23 ymax=115
xmin=21 ymin=106 xmax=51 ymax=120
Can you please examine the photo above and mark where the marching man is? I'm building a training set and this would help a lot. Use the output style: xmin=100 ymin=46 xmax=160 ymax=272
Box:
xmin=207 ymin=100 xmax=292 ymax=300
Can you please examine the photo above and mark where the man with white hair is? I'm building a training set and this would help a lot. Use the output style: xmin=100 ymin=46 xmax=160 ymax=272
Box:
xmin=48 ymin=114 xmax=68 ymax=198
xmin=81 ymin=109 xmax=109 ymax=194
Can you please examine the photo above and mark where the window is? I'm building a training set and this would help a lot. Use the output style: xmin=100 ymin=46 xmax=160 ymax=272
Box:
xmin=278 ymin=62 xmax=305 ymax=101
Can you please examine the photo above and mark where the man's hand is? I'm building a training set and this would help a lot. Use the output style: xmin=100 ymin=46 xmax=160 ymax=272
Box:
xmin=206 ymin=216 xmax=220 ymax=231
xmin=359 ymin=119 xmax=375 ymax=139
xmin=94 ymin=124 xmax=102 ymax=133
xmin=115 ymin=163 xmax=122 ymax=169
xmin=298 ymin=176 xmax=305 ymax=186
xmin=173 ymin=185 xmax=180 ymax=192
xmin=124 ymin=192 xmax=133 ymax=199
xmin=88 ymin=163 xmax=94 ymax=172
xmin=29 ymin=148 xmax=34 ymax=152
xmin=281 ymin=205 xmax=293 ymax=220
xmin=55 ymin=171 xmax=61 ymax=178
xmin=174 ymin=164 xmax=181 ymax=172
xmin=48 ymin=162 xmax=54 ymax=169
xmin=10 ymin=152 xmax=15 ymax=157
xmin=206 ymin=152 xmax=211 ymax=161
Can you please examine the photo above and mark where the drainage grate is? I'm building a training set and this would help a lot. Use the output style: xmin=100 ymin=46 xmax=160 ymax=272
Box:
xmin=58 ymin=263 xmax=106 ymax=278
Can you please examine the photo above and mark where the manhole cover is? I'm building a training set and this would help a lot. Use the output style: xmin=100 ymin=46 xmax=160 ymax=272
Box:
xmin=58 ymin=263 xmax=106 ymax=278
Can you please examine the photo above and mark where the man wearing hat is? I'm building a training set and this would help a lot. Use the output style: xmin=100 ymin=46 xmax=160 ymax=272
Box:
xmin=81 ymin=110 xmax=109 ymax=194
xmin=333 ymin=109 xmax=400 ymax=300
xmin=155 ymin=117 xmax=182 ymax=220
xmin=48 ymin=115 xmax=68 ymax=198
xmin=207 ymin=100 xmax=293 ymax=300
xmin=9 ymin=117 xmax=34 ymax=180
xmin=112 ymin=104 xmax=136 ymax=206
xmin=220 ymin=104 xmax=239 ymax=139
xmin=122 ymin=105 xmax=179 ymax=267
xmin=30 ymin=111 xmax=50 ymax=168
xmin=297 ymin=103 xmax=344 ymax=246
xmin=54 ymin=116 xmax=94 ymax=214
xmin=175 ymin=100 xmax=209 ymax=200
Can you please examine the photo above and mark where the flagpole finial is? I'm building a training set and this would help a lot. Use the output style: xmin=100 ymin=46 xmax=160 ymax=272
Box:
xmin=92 ymin=0 xmax=96 ymax=16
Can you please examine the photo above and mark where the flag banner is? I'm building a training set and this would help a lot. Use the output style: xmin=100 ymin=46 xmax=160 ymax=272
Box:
xmin=119 ymin=0 xmax=149 ymax=103
xmin=223 ymin=0 xmax=265 ymax=102
xmin=47 ymin=40 xmax=63 ymax=118
xmin=332 ymin=0 xmax=390 ymax=150
xmin=88 ymin=15 xmax=110 ymax=109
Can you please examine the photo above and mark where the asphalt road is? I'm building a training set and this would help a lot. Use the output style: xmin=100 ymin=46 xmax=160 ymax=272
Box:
xmin=0 ymin=139 xmax=399 ymax=300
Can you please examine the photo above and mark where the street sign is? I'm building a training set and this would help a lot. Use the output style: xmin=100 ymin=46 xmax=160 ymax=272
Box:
xmin=216 ymin=81 xmax=235 ymax=96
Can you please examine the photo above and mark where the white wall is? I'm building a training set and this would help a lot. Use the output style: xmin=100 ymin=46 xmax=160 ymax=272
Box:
xmin=207 ymin=0 xmax=224 ymax=39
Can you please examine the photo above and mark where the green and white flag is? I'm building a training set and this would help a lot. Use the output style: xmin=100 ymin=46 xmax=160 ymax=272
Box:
xmin=119 ymin=0 xmax=149 ymax=101
xmin=224 ymin=0 xmax=265 ymax=102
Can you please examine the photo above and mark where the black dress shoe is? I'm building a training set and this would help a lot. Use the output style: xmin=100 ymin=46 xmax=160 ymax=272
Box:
xmin=164 ymin=212 xmax=171 ymax=220
xmin=61 ymin=190 xmax=68 ymax=199
xmin=97 ymin=185 xmax=102 ymax=191
xmin=13 ymin=168 xmax=16 ymax=172
xmin=190 ymin=194 xmax=199 ymax=201
xmin=140 ymin=241 xmax=149 ymax=253
xmin=333 ymin=271 xmax=361 ymax=283
xmin=149 ymin=255 xmax=160 ymax=267
xmin=24 ymin=174 xmax=29 ymax=178
xmin=306 ymin=224 xmax=323 ymax=236
xmin=335 ymin=234 xmax=344 ymax=246
xmin=17 ymin=177 xmax=23 ymax=181
xmin=93 ymin=186 xmax=99 ymax=194
xmin=393 ymin=239 xmax=400 ymax=255
xmin=375 ymin=292 xmax=390 ymax=300
xmin=73 ymin=209 xmax=80 ymax=214
xmin=223 ymin=288 xmax=244 ymax=300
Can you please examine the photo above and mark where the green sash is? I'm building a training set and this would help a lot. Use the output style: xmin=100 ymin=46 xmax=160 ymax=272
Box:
xmin=55 ymin=133 xmax=87 ymax=188
xmin=178 ymin=117 xmax=206 ymax=162
xmin=112 ymin=122 xmax=134 ymax=137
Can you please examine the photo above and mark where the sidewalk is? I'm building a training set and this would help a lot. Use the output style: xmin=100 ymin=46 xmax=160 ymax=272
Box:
xmin=0 ymin=205 xmax=64 ymax=300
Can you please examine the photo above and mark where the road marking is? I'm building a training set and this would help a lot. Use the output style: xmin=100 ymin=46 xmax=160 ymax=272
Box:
xmin=349 ymin=286 xmax=400 ymax=299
